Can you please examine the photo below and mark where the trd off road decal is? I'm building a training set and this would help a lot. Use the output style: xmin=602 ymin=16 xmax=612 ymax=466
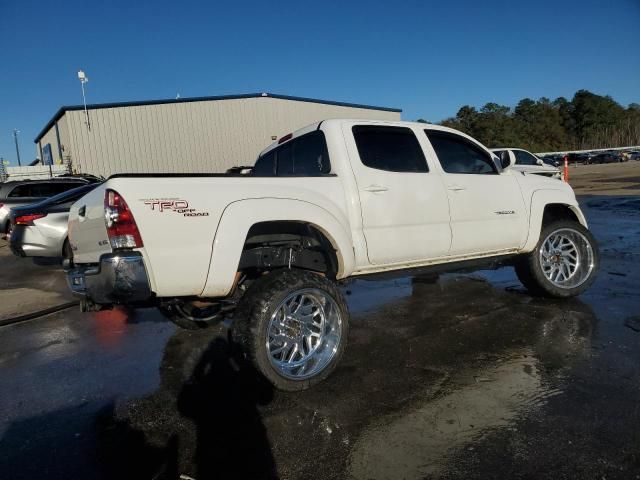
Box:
xmin=142 ymin=198 xmax=209 ymax=217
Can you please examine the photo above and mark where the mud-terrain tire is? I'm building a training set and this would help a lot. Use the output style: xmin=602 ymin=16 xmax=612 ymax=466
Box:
xmin=515 ymin=220 xmax=599 ymax=298
xmin=233 ymin=269 xmax=349 ymax=391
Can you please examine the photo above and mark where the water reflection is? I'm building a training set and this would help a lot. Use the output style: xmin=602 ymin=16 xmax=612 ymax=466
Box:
xmin=348 ymin=275 xmax=596 ymax=480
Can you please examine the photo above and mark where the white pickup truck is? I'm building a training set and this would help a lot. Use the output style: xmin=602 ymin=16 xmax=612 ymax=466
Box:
xmin=491 ymin=147 xmax=561 ymax=179
xmin=66 ymin=119 xmax=598 ymax=390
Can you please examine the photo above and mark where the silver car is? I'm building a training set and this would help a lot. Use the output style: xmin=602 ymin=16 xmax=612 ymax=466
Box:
xmin=0 ymin=178 xmax=93 ymax=235
xmin=9 ymin=183 xmax=101 ymax=258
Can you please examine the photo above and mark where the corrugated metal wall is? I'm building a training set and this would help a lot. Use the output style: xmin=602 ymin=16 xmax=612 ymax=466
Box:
xmin=51 ymin=96 xmax=400 ymax=177
xmin=56 ymin=116 xmax=70 ymax=165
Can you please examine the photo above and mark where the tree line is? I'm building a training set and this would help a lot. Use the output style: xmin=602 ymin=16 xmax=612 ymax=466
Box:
xmin=423 ymin=90 xmax=640 ymax=153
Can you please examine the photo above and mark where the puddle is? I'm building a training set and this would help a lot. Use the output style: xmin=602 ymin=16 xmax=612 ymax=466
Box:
xmin=344 ymin=278 xmax=413 ymax=314
xmin=349 ymin=350 xmax=562 ymax=479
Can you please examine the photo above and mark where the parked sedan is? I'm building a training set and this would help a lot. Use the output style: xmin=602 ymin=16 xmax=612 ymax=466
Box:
xmin=9 ymin=183 xmax=101 ymax=258
xmin=592 ymin=152 xmax=623 ymax=164
xmin=0 ymin=177 xmax=97 ymax=235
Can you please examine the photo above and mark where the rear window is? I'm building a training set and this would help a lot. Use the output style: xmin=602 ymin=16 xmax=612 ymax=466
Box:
xmin=352 ymin=126 xmax=428 ymax=173
xmin=254 ymin=131 xmax=331 ymax=177
xmin=253 ymin=150 xmax=277 ymax=176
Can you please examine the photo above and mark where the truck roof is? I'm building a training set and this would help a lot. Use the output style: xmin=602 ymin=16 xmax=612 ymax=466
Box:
xmin=258 ymin=119 xmax=479 ymax=158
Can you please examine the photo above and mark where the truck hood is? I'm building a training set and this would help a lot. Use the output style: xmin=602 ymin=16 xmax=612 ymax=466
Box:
xmin=513 ymin=169 xmax=576 ymax=198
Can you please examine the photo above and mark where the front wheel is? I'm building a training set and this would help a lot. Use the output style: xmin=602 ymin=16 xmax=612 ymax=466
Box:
xmin=515 ymin=220 xmax=599 ymax=298
xmin=233 ymin=269 xmax=349 ymax=391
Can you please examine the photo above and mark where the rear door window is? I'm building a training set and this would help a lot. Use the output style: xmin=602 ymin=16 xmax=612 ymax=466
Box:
xmin=352 ymin=126 xmax=428 ymax=173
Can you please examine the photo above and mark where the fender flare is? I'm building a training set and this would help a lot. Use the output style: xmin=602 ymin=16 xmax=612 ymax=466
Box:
xmin=201 ymin=198 xmax=355 ymax=297
xmin=522 ymin=189 xmax=587 ymax=252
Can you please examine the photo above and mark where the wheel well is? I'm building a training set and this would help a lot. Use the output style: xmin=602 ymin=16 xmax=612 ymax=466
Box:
xmin=542 ymin=204 xmax=578 ymax=226
xmin=239 ymin=221 xmax=339 ymax=278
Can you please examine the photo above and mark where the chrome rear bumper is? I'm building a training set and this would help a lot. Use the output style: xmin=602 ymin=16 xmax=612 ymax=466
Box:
xmin=66 ymin=252 xmax=152 ymax=305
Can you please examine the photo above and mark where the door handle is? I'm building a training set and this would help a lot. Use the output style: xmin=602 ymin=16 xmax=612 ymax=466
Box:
xmin=363 ymin=185 xmax=389 ymax=193
xmin=447 ymin=185 xmax=466 ymax=192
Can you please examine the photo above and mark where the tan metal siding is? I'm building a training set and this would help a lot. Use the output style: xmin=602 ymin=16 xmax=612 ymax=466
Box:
xmin=58 ymin=97 xmax=400 ymax=177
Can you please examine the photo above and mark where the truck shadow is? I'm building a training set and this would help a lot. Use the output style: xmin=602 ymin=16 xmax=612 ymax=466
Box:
xmin=96 ymin=334 xmax=278 ymax=480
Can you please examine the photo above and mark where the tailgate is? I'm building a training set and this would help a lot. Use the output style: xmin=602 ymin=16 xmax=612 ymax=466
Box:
xmin=68 ymin=184 xmax=112 ymax=263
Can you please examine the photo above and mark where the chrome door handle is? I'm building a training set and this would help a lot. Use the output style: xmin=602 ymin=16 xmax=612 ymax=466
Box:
xmin=447 ymin=185 xmax=466 ymax=191
xmin=363 ymin=185 xmax=389 ymax=193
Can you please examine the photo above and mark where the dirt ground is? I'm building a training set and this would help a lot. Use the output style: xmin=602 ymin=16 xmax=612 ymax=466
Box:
xmin=568 ymin=160 xmax=640 ymax=196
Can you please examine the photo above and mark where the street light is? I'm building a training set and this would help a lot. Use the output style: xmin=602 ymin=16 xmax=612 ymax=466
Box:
xmin=78 ymin=70 xmax=91 ymax=131
xmin=13 ymin=129 xmax=21 ymax=166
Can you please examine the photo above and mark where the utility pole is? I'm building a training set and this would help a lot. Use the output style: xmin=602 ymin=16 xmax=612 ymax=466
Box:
xmin=78 ymin=70 xmax=91 ymax=130
xmin=13 ymin=129 xmax=21 ymax=166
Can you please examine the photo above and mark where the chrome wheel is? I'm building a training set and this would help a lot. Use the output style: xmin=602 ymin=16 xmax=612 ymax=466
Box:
xmin=539 ymin=228 xmax=595 ymax=289
xmin=266 ymin=288 xmax=342 ymax=380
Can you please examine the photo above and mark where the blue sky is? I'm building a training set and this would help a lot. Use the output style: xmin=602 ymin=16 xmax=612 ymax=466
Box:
xmin=1 ymin=0 xmax=638 ymax=165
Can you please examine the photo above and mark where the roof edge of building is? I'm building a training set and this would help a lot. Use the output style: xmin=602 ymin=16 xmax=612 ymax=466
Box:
xmin=34 ymin=92 xmax=402 ymax=143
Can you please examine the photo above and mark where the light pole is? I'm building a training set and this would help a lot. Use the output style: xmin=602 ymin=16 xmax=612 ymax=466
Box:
xmin=78 ymin=70 xmax=91 ymax=130
xmin=13 ymin=129 xmax=21 ymax=166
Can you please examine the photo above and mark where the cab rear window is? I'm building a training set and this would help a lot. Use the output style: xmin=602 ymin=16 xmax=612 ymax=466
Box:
xmin=254 ymin=131 xmax=331 ymax=176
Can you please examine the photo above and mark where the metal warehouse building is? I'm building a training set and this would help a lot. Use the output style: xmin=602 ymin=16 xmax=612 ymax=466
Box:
xmin=34 ymin=93 xmax=401 ymax=177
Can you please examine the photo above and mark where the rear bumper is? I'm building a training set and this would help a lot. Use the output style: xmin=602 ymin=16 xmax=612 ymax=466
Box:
xmin=66 ymin=252 xmax=153 ymax=305
xmin=9 ymin=225 xmax=63 ymax=258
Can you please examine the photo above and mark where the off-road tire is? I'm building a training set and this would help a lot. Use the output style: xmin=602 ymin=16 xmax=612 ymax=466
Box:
xmin=515 ymin=220 xmax=599 ymax=298
xmin=233 ymin=269 xmax=349 ymax=391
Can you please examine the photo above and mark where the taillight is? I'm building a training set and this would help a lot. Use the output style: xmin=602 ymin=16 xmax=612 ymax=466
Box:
xmin=104 ymin=189 xmax=143 ymax=249
xmin=15 ymin=213 xmax=47 ymax=225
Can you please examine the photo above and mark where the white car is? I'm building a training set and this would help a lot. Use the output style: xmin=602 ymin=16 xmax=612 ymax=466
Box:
xmin=491 ymin=148 xmax=561 ymax=179
xmin=66 ymin=119 xmax=598 ymax=390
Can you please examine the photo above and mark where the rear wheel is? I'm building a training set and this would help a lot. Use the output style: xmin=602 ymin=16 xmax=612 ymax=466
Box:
xmin=234 ymin=269 xmax=349 ymax=391
xmin=515 ymin=220 xmax=599 ymax=298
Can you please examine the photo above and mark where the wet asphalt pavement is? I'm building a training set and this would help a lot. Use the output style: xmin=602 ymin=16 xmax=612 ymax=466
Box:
xmin=1 ymin=196 xmax=639 ymax=479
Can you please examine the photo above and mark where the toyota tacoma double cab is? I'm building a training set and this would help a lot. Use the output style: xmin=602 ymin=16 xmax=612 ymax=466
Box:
xmin=65 ymin=119 xmax=599 ymax=391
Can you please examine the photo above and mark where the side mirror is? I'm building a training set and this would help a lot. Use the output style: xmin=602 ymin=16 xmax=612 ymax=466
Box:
xmin=499 ymin=151 xmax=513 ymax=169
